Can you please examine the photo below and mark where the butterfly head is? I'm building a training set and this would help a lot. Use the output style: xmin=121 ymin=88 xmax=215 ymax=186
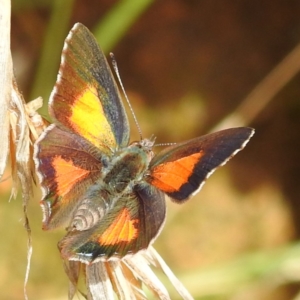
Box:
xmin=129 ymin=137 xmax=156 ymax=159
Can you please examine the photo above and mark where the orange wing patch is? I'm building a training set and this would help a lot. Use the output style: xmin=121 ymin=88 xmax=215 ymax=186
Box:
xmin=98 ymin=208 xmax=139 ymax=246
xmin=150 ymin=152 xmax=204 ymax=192
xmin=52 ymin=155 xmax=90 ymax=197
xmin=69 ymin=86 xmax=116 ymax=149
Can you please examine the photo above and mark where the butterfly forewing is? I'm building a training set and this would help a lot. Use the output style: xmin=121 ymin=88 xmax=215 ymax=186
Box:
xmin=146 ymin=127 xmax=254 ymax=202
xmin=50 ymin=23 xmax=130 ymax=153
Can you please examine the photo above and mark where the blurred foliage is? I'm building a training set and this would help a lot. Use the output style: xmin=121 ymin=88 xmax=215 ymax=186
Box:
xmin=29 ymin=0 xmax=75 ymax=115
xmin=11 ymin=0 xmax=53 ymax=10
xmin=4 ymin=0 xmax=300 ymax=299
xmin=29 ymin=0 xmax=154 ymax=117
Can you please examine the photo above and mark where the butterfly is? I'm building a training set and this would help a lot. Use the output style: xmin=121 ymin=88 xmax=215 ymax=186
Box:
xmin=34 ymin=23 xmax=254 ymax=264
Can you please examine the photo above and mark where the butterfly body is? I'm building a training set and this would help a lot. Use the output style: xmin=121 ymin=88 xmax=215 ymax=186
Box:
xmin=101 ymin=139 xmax=154 ymax=193
xmin=34 ymin=23 xmax=254 ymax=263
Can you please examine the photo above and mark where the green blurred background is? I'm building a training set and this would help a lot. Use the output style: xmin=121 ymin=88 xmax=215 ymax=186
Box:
xmin=3 ymin=0 xmax=300 ymax=299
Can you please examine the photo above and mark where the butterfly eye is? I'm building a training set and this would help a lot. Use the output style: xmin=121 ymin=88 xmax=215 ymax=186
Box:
xmin=101 ymin=156 xmax=109 ymax=168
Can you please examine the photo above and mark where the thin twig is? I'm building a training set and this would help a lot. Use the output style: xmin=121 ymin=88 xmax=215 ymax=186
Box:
xmin=213 ymin=42 xmax=300 ymax=131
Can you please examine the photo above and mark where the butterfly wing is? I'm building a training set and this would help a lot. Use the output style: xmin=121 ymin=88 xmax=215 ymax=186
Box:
xmin=34 ymin=125 xmax=105 ymax=229
xmin=146 ymin=127 xmax=254 ymax=202
xmin=34 ymin=23 xmax=129 ymax=229
xmin=58 ymin=183 xmax=166 ymax=262
xmin=49 ymin=23 xmax=130 ymax=152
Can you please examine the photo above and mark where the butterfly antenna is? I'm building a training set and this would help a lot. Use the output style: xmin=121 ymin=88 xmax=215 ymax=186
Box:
xmin=110 ymin=53 xmax=143 ymax=140
xmin=155 ymin=142 xmax=177 ymax=147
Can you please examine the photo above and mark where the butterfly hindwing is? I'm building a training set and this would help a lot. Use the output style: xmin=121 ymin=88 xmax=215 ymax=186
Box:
xmin=146 ymin=127 xmax=254 ymax=202
xmin=34 ymin=125 xmax=105 ymax=229
xmin=50 ymin=23 xmax=130 ymax=153
xmin=58 ymin=183 xmax=166 ymax=262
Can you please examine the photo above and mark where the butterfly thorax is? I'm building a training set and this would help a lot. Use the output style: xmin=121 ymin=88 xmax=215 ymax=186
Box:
xmin=103 ymin=139 xmax=154 ymax=195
